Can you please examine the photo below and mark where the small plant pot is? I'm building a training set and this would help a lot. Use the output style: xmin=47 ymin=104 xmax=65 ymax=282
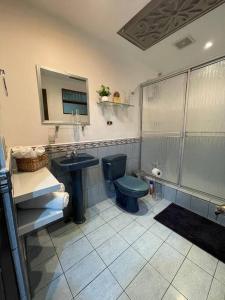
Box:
xmin=101 ymin=96 xmax=109 ymax=102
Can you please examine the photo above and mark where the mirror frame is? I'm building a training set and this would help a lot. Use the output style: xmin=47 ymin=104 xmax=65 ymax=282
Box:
xmin=36 ymin=65 xmax=90 ymax=125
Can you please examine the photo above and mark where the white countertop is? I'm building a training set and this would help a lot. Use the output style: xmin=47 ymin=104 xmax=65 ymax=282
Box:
xmin=13 ymin=167 xmax=61 ymax=204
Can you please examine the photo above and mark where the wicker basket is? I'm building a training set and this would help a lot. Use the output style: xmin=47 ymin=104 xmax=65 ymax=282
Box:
xmin=16 ymin=154 xmax=48 ymax=172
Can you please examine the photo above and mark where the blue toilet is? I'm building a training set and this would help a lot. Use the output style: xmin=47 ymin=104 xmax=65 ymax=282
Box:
xmin=102 ymin=154 xmax=149 ymax=213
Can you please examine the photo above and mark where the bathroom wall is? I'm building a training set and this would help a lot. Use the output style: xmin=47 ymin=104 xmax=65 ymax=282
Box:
xmin=0 ymin=0 xmax=155 ymax=147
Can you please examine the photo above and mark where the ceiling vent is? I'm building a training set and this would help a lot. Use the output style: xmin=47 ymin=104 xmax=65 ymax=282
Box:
xmin=118 ymin=0 xmax=225 ymax=50
xmin=174 ymin=36 xmax=195 ymax=49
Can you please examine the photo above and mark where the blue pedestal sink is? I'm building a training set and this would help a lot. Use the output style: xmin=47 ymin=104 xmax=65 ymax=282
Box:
xmin=52 ymin=153 xmax=99 ymax=224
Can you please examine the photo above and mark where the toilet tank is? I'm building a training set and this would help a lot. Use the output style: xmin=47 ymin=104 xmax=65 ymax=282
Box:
xmin=102 ymin=154 xmax=127 ymax=181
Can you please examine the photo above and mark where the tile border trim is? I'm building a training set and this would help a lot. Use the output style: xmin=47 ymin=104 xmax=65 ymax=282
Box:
xmin=45 ymin=138 xmax=140 ymax=154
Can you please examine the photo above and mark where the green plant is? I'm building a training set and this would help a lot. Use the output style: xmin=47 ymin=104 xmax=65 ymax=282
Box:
xmin=96 ymin=85 xmax=111 ymax=97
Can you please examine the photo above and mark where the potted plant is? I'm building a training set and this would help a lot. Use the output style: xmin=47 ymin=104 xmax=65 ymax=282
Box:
xmin=97 ymin=85 xmax=111 ymax=102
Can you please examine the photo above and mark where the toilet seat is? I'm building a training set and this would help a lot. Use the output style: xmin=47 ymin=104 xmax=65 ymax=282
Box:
xmin=114 ymin=176 xmax=149 ymax=198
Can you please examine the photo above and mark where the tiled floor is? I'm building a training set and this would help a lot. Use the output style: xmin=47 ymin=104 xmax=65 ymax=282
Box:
xmin=27 ymin=195 xmax=225 ymax=300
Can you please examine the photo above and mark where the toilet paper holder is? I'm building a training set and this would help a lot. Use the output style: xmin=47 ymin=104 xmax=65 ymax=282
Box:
xmin=152 ymin=161 xmax=160 ymax=168
xmin=151 ymin=162 xmax=162 ymax=178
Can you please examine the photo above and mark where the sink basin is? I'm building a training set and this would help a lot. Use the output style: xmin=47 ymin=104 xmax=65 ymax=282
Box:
xmin=52 ymin=153 xmax=99 ymax=172
xmin=51 ymin=153 xmax=99 ymax=224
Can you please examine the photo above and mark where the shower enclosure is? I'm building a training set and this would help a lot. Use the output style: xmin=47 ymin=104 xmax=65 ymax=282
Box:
xmin=141 ymin=57 xmax=225 ymax=200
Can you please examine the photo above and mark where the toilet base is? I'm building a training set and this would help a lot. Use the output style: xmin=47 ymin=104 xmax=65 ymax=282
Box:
xmin=115 ymin=188 xmax=139 ymax=213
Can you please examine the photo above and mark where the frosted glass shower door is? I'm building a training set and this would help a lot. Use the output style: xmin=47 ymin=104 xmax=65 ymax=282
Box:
xmin=142 ymin=135 xmax=181 ymax=183
xmin=181 ymin=136 xmax=225 ymax=198
xmin=141 ymin=73 xmax=187 ymax=184
xmin=142 ymin=74 xmax=187 ymax=134
xmin=181 ymin=60 xmax=225 ymax=198
xmin=186 ymin=60 xmax=225 ymax=133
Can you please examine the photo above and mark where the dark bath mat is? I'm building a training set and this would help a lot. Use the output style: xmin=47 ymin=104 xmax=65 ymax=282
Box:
xmin=154 ymin=203 xmax=225 ymax=263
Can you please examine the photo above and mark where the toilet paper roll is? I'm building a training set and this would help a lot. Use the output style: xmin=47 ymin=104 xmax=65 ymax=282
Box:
xmin=152 ymin=168 xmax=162 ymax=178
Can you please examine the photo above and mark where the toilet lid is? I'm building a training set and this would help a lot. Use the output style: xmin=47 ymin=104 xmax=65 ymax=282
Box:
xmin=115 ymin=176 xmax=149 ymax=193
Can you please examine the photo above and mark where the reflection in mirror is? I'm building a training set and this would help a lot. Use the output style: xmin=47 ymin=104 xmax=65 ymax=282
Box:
xmin=36 ymin=66 xmax=89 ymax=125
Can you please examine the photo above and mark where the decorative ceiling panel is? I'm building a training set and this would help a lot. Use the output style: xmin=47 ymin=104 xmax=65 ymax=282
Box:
xmin=118 ymin=0 xmax=225 ymax=50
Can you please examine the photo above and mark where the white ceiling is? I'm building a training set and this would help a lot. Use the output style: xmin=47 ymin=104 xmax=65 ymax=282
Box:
xmin=27 ymin=0 xmax=225 ymax=74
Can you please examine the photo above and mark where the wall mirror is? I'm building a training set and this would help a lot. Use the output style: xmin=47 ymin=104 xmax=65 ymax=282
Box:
xmin=36 ymin=66 xmax=90 ymax=125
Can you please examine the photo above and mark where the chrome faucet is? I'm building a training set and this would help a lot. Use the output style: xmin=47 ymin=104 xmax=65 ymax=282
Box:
xmin=215 ymin=204 xmax=225 ymax=216
xmin=71 ymin=149 xmax=78 ymax=158
xmin=65 ymin=149 xmax=78 ymax=158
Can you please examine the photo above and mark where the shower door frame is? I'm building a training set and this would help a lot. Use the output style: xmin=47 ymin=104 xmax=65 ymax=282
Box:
xmin=140 ymin=54 xmax=225 ymax=202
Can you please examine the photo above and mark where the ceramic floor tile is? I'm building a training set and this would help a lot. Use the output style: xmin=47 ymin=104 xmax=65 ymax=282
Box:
xmin=65 ymin=251 xmax=106 ymax=297
xmin=143 ymin=194 xmax=161 ymax=205
xmin=85 ymin=206 xmax=99 ymax=219
xmin=99 ymin=205 xmax=122 ymax=221
xmin=48 ymin=221 xmax=77 ymax=238
xmin=57 ymin=236 xmax=93 ymax=272
xmin=166 ymin=232 xmax=192 ymax=255
xmin=94 ymin=199 xmax=114 ymax=212
xmin=139 ymin=195 xmax=158 ymax=210
xmin=126 ymin=264 xmax=169 ymax=300
xmin=149 ymin=222 xmax=171 ymax=240
xmin=108 ymin=213 xmax=134 ymax=232
xmin=150 ymin=243 xmax=185 ymax=282
xmin=75 ymin=269 xmax=122 ymax=300
xmin=151 ymin=199 xmax=171 ymax=214
xmin=27 ymin=239 xmax=56 ymax=267
xmin=109 ymin=247 xmax=146 ymax=289
xmin=117 ymin=292 xmax=130 ymax=300
xmin=207 ymin=278 xmax=225 ymax=300
xmin=119 ymin=221 xmax=146 ymax=244
xmin=32 ymin=274 xmax=73 ymax=300
xmin=30 ymin=255 xmax=63 ymax=293
xmin=135 ymin=210 xmax=156 ymax=229
xmin=27 ymin=229 xmax=51 ymax=247
xmin=132 ymin=200 xmax=151 ymax=217
xmin=87 ymin=223 xmax=116 ymax=248
xmin=187 ymin=245 xmax=218 ymax=276
xmin=96 ymin=234 xmax=129 ymax=266
xmin=143 ymin=193 xmax=162 ymax=203
xmin=214 ymin=261 xmax=225 ymax=285
xmin=120 ymin=210 xmax=137 ymax=220
xmin=172 ymin=258 xmax=212 ymax=300
xmin=79 ymin=215 xmax=105 ymax=235
xmin=51 ymin=226 xmax=84 ymax=251
xmin=132 ymin=231 xmax=163 ymax=261
xmin=162 ymin=285 xmax=187 ymax=300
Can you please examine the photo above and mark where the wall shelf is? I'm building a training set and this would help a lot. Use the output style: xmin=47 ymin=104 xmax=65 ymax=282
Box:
xmin=12 ymin=167 xmax=64 ymax=236
xmin=17 ymin=208 xmax=63 ymax=236
xmin=97 ymin=101 xmax=134 ymax=107
xmin=13 ymin=167 xmax=61 ymax=204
